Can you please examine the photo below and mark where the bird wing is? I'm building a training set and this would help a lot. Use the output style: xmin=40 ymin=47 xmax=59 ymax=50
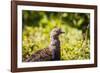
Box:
xmin=25 ymin=48 xmax=52 ymax=62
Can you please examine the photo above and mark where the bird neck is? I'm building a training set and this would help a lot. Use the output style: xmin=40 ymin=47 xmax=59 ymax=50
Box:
xmin=49 ymin=35 xmax=60 ymax=60
xmin=51 ymin=36 xmax=59 ymax=41
xmin=50 ymin=36 xmax=59 ymax=47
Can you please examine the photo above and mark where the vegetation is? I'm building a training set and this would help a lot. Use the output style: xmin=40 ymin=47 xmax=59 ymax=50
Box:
xmin=22 ymin=10 xmax=90 ymax=61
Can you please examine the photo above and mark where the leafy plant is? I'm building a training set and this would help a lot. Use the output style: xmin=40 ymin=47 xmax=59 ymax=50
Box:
xmin=22 ymin=10 xmax=90 ymax=61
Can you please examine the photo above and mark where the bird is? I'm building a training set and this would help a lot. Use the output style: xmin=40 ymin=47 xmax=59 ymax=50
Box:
xmin=25 ymin=27 xmax=64 ymax=62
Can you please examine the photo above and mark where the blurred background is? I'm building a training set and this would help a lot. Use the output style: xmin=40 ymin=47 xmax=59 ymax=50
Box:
xmin=22 ymin=10 xmax=90 ymax=61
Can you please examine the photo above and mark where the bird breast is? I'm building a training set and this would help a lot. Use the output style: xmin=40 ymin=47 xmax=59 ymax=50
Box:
xmin=50 ymin=38 xmax=60 ymax=50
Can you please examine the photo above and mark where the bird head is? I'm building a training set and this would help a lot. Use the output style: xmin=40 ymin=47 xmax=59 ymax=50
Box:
xmin=50 ymin=27 xmax=64 ymax=38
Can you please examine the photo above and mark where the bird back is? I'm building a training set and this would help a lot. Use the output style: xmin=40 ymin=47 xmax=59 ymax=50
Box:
xmin=25 ymin=47 xmax=52 ymax=62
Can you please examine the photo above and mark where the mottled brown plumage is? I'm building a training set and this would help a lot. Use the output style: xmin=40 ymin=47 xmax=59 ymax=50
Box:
xmin=25 ymin=48 xmax=52 ymax=62
xmin=25 ymin=27 xmax=64 ymax=62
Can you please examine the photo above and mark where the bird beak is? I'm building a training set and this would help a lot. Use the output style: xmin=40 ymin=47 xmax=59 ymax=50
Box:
xmin=60 ymin=31 xmax=65 ymax=34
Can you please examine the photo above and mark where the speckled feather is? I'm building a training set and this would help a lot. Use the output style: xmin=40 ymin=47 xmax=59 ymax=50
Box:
xmin=25 ymin=27 xmax=64 ymax=62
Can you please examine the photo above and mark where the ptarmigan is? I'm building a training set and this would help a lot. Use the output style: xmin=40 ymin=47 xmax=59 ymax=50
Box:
xmin=25 ymin=27 xmax=64 ymax=62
